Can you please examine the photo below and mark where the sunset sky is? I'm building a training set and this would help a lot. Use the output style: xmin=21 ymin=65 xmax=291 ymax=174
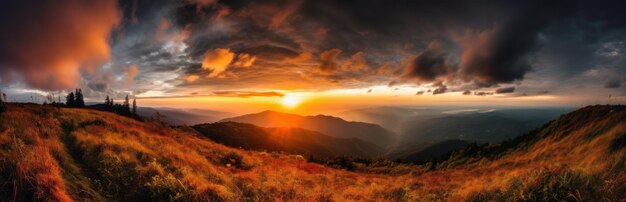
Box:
xmin=1 ymin=0 xmax=625 ymax=115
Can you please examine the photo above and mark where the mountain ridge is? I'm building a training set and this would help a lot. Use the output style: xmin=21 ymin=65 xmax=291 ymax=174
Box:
xmin=192 ymin=121 xmax=384 ymax=158
xmin=220 ymin=110 xmax=397 ymax=148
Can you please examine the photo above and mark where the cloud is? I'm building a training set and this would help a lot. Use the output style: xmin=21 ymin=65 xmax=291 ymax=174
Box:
xmin=495 ymin=86 xmax=516 ymax=94
xmin=233 ymin=53 xmax=257 ymax=67
xmin=88 ymin=82 xmax=108 ymax=92
xmin=202 ymin=48 xmax=235 ymax=77
xmin=404 ymin=41 xmax=453 ymax=82
xmin=474 ymin=91 xmax=494 ymax=96
xmin=0 ymin=0 xmax=121 ymax=90
xmin=318 ymin=48 xmax=342 ymax=73
xmin=212 ymin=91 xmax=284 ymax=98
xmin=604 ymin=79 xmax=621 ymax=88
xmin=433 ymin=86 xmax=447 ymax=95
xmin=286 ymin=52 xmax=313 ymax=63
xmin=462 ymin=90 xmax=471 ymax=95
xmin=458 ymin=1 xmax=571 ymax=87
xmin=185 ymin=75 xmax=200 ymax=82
xmin=126 ymin=65 xmax=139 ymax=84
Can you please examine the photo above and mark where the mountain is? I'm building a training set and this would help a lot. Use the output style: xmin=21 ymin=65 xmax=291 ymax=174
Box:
xmin=0 ymin=104 xmax=623 ymax=201
xmin=388 ymin=139 xmax=470 ymax=163
xmin=135 ymin=107 xmax=234 ymax=125
xmin=220 ymin=110 xmax=397 ymax=148
xmin=338 ymin=106 xmax=441 ymax=132
xmin=192 ymin=122 xmax=383 ymax=158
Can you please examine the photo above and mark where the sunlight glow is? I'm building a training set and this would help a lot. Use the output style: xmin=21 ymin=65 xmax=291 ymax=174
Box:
xmin=281 ymin=94 xmax=301 ymax=108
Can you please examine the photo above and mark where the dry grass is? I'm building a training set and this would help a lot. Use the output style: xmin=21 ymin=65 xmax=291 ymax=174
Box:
xmin=0 ymin=104 xmax=624 ymax=201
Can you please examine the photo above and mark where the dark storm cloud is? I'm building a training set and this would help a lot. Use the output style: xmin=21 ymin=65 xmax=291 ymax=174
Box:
xmin=4 ymin=0 xmax=626 ymax=97
xmin=458 ymin=1 xmax=574 ymax=87
xmin=495 ymin=87 xmax=516 ymax=94
xmin=604 ymin=79 xmax=621 ymax=89
xmin=404 ymin=41 xmax=454 ymax=82
xmin=159 ymin=0 xmax=626 ymax=93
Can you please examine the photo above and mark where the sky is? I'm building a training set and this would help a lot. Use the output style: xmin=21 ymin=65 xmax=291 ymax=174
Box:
xmin=0 ymin=0 xmax=625 ymax=114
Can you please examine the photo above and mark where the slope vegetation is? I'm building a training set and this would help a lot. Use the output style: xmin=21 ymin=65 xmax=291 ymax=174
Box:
xmin=0 ymin=104 xmax=624 ymax=201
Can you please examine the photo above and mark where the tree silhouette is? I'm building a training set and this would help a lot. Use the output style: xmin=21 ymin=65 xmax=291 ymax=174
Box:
xmin=104 ymin=95 xmax=113 ymax=111
xmin=132 ymin=98 xmax=137 ymax=117
xmin=75 ymin=88 xmax=85 ymax=107
xmin=66 ymin=92 xmax=75 ymax=107
xmin=0 ymin=89 xmax=7 ymax=113
xmin=123 ymin=95 xmax=131 ymax=116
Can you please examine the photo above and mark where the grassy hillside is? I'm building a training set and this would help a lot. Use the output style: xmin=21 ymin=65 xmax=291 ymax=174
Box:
xmin=192 ymin=122 xmax=384 ymax=158
xmin=0 ymin=104 xmax=624 ymax=201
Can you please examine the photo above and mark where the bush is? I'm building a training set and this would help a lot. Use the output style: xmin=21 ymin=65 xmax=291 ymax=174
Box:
xmin=0 ymin=99 xmax=6 ymax=114
xmin=220 ymin=151 xmax=253 ymax=170
xmin=145 ymin=174 xmax=194 ymax=201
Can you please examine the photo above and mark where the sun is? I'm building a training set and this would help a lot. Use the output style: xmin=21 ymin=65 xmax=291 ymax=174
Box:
xmin=280 ymin=94 xmax=301 ymax=108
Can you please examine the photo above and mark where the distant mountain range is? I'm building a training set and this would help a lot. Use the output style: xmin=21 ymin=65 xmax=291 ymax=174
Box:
xmin=220 ymin=110 xmax=397 ymax=148
xmin=136 ymin=107 xmax=234 ymax=125
xmin=339 ymin=107 xmax=572 ymax=152
xmin=193 ymin=122 xmax=384 ymax=158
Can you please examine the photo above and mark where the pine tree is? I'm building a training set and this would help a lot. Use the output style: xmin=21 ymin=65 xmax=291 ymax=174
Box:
xmin=66 ymin=92 xmax=75 ymax=107
xmin=75 ymin=88 xmax=85 ymax=107
xmin=123 ymin=95 xmax=131 ymax=116
xmin=0 ymin=90 xmax=7 ymax=113
xmin=132 ymin=98 xmax=137 ymax=117
xmin=104 ymin=96 xmax=112 ymax=111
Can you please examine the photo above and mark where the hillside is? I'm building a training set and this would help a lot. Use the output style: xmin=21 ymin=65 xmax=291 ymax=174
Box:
xmin=388 ymin=139 xmax=470 ymax=163
xmin=220 ymin=110 xmax=397 ymax=148
xmin=0 ymin=104 xmax=624 ymax=201
xmin=192 ymin=122 xmax=384 ymax=158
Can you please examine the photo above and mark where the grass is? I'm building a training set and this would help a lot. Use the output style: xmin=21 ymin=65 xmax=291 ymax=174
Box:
xmin=0 ymin=103 xmax=624 ymax=201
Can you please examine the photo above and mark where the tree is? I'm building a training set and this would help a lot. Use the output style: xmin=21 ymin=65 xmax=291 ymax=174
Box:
xmin=75 ymin=88 xmax=85 ymax=107
xmin=123 ymin=95 xmax=131 ymax=116
xmin=132 ymin=98 xmax=137 ymax=117
xmin=104 ymin=96 xmax=112 ymax=111
xmin=66 ymin=92 xmax=75 ymax=107
xmin=0 ymin=89 xmax=7 ymax=114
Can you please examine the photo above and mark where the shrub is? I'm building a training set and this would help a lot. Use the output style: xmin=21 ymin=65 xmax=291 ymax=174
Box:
xmin=220 ymin=151 xmax=253 ymax=170
xmin=610 ymin=132 xmax=626 ymax=152
xmin=145 ymin=174 xmax=194 ymax=201
xmin=0 ymin=98 xmax=6 ymax=114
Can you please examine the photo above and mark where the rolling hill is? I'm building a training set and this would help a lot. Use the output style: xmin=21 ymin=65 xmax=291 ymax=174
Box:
xmin=0 ymin=104 xmax=624 ymax=201
xmin=388 ymin=139 xmax=470 ymax=163
xmin=220 ymin=110 xmax=397 ymax=148
xmin=192 ymin=122 xmax=384 ymax=158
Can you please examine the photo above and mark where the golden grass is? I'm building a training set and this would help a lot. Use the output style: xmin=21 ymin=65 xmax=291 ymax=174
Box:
xmin=0 ymin=104 xmax=624 ymax=201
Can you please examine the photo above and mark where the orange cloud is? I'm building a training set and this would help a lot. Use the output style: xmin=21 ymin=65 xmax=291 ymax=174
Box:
xmin=286 ymin=52 xmax=313 ymax=63
xmin=0 ymin=0 xmax=121 ymax=90
xmin=185 ymin=75 xmax=200 ymax=82
xmin=202 ymin=48 xmax=235 ymax=77
xmin=126 ymin=65 xmax=139 ymax=84
xmin=318 ymin=49 xmax=342 ymax=73
xmin=233 ymin=53 xmax=257 ymax=67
